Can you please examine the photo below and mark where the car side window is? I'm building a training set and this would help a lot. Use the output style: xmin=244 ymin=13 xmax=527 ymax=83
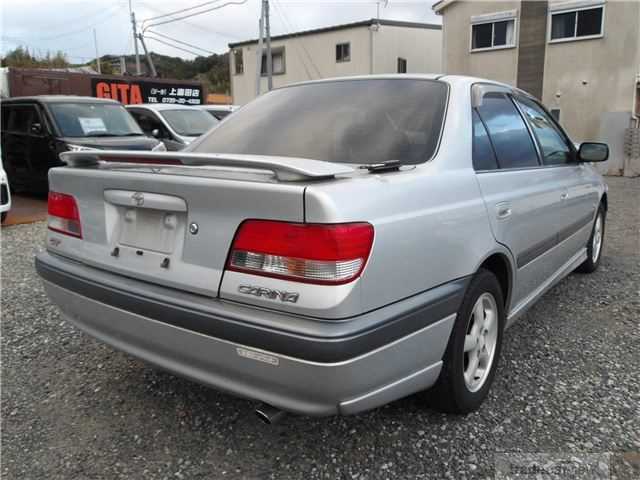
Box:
xmin=130 ymin=110 xmax=167 ymax=138
xmin=472 ymin=109 xmax=498 ymax=170
xmin=476 ymin=93 xmax=540 ymax=169
xmin=6 ymin=105 xmax=39 ymax=133
xmin=514 ymin=96 xmax=574 ymax=166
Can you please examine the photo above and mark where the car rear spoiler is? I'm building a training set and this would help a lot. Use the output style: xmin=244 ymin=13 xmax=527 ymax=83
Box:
xmin=60 ymin=151 xmax=355 ymax=181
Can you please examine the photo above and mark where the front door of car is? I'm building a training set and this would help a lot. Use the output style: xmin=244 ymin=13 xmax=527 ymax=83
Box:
xmin=471 ymin=89 xmax=566 ymax=311
xmin=1 ymin=104 xmax=35 ymax=190
xmin=28 ymin=105 xmax=56 ymax=191
xmin=513 ymin=95 xmax=599 ymax=263
xmin=129 ymin=109 xmax=183 ymax=151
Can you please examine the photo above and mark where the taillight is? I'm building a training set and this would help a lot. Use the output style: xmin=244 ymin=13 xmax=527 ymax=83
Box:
xmin=48 ymin=192 xmax=82 ymax=238
xmin=227 ymin=221 xmax=374 ymax=285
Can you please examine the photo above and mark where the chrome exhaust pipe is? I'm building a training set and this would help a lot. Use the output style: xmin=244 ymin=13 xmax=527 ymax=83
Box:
xmin=255 ymin=403 xmax=286 ymax=425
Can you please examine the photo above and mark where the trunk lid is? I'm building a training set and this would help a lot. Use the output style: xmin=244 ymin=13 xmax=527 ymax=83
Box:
xmin=46 ymin=151 xmax=354 ymax=297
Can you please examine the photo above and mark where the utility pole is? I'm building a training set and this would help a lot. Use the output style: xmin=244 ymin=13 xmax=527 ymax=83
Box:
xmin=93 ymin=29 xmax=101 ymax=74
xmin=129 ymin=0 xmax=141 ymax=75
xmin=255 ymin=12 xmax=264 ymax=96
xmin=264 ymin=0 xmax=272 ymax=90
xmin=138 ymin=34 xmax=157 ymax=77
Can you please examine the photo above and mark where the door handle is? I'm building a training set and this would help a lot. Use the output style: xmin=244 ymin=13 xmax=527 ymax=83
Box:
xmin=496 ymin=203 xmax=512 ymax=219
xmin=560 ymin=192 xmax=569 ymax=200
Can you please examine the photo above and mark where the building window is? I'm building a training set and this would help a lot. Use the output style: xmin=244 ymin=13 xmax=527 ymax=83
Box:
xmin=549 ymin=5 xmax=604 ymax=42
xmin=234 ymin=49 xmax=243 ymax=75
xmin=336 ymin=43 xmax=350 ymax=62
xmin=471 ymin=19 xmax=516 ymax=51
xmin=261 ymin=47 xmax=285 ymax=75
xmin=397 ymin=57 xmax=407 ymax=73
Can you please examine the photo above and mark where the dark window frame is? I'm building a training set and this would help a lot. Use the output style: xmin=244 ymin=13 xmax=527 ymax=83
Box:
xmin=260 ymin=47 xmax=286 ymax=76
xmin=336 ymin=42 xmax=350 ymax=63
xmin=233 ymin=49 xmax=244 ymax=75
xmin=471 ymin=18 xmax=516 ymax=51
xmin=397 ymin=57 xmax=407 ymax=73
xmin=549 ymin=5 xmax=604 ymax=43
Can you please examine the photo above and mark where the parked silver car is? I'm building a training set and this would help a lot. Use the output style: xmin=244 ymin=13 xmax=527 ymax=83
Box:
xmin=126 ymin=103 xmax=218 ymax=151
xmin=36 ymin=75 xmax=608 ymax=419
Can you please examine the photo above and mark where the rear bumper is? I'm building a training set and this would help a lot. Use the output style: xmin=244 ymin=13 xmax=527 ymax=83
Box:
xmin=36 ymin=251 xmax=464 ymax=415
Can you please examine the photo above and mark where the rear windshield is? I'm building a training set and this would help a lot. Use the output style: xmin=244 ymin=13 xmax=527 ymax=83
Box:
xmin=49 ymin=103 xmax=143 ymax=137
xmin=160 ymin=109 xmax=217 ymax=137
xmin=190 ymin=79 xmax=448 ymax=164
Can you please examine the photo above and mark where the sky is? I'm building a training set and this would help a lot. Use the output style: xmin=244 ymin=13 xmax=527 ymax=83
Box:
xmin=1 ymin=0 xmax=441 ymax=63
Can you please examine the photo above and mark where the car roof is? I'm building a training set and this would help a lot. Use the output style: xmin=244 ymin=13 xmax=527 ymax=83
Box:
xmin=277 ymin=74 xmax=517 ymax=94
xmin=3 ymin=95 xmax=121 ymax=105
xmin=125 ymin=103 xmax=201 ymax=111
xmin=200 ymin=105 xmax=237 ymax=111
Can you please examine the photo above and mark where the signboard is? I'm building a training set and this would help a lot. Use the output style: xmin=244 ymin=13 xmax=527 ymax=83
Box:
xmin=91 ymin=78 xmax=203 ymax=105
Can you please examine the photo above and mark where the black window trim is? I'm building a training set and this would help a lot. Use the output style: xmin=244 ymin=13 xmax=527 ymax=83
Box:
xmin=471 ymin=83 xmax=579 ymax=174
xmin=548 ymin=4 xmax=605 ymax=44
xmin=260 ymin=46 xmax=286 ymax=76
xmin=336 ymin=42 xmax=351 ymax=63
xmin=470 ymin=17 xmax=517 ymax=52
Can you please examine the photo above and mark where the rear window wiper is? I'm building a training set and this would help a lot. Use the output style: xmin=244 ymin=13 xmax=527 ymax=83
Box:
xmin=359 ymin=160 xmax=402 ymax=173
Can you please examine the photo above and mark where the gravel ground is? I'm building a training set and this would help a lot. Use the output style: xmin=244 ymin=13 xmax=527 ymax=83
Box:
xmin=2 ymin=177 xmax=639 ymax=480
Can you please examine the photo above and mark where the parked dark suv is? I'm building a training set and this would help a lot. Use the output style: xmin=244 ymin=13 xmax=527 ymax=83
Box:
xmin=1 ymin=96 xmax=164 ymax=193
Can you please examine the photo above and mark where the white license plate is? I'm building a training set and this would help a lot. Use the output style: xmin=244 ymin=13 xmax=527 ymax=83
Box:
xmin=119 ymin=208 xmax=179 ymax=254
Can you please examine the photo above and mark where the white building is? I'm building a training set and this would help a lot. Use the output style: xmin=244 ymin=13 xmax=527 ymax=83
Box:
xmin=229 ymin=19 xmax=443 ymax=105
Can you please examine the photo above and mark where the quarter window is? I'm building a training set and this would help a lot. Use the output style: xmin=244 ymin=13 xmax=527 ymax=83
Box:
xmin=472 ymin=20 xmax=515 ymax=50
xmin=336 ymin=43 xmax=350 ymax=62
xmin=476 ymin=94 xmax=539 ymax=169
xmin=472 ymin=110 xmax=498 ymax=171
xmin=515 ymin=97 xmax=573 ymax=166
xmin=550 ymin=6 xmax=604 ymax=41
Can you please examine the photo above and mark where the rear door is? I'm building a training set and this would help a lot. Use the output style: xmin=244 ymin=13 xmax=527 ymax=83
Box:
xmin=472 ymin=87 xmax=566 ymax=310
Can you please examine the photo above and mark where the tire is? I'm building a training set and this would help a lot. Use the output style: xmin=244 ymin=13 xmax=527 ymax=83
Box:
xmin=575 ymin=205 xmax=605 ymax=274
xmin=428 ymin=269 xmax=505 ymax=413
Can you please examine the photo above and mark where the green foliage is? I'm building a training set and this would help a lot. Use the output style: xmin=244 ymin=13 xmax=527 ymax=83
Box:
xmin=1 ymin=47 xmax=230 ymax=94
xmin=120 ymin=52 xmax=230 ymax=94
xmin=1 ymin=47 xmax=69 ymax=68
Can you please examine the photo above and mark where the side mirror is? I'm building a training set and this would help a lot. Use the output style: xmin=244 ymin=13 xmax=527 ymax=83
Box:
xmin=578 ymin=142 xmax=609 ymax=163
xmin=30 ymin=123 xmax=43 ymax=135
xmin=151 ymin=129 xmax=161 ymax=138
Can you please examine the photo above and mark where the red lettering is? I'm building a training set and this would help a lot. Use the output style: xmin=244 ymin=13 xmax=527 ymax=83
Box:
xmin=117 ymin=84 xmax=130 ymax=104
xmin=95 ymin=82 xmax=110 ymax=98
xmin=110 ymin=83 xmax=119 ymax=101
xmin=129 ymin=85 xmax=142 ymax=104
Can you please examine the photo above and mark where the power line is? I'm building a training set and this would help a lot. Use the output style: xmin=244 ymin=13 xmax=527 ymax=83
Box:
xmin=141 ymin=0 xmax=224 ymax=23
xmin=145 ymin=30 xmax=215 ymax=55
xmin=144 ymin=35 xmax=205 ymax=57
xmin=142 ymin=0 xmax=249 ymax=32
xmin=138 ymin=2 xmax=242 ymax=40
xmin=272 ymin=0 xmax=322 ymax=78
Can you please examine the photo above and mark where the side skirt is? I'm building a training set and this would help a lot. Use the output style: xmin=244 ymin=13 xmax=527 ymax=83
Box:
xmin=506 ymin=247 xmax=587 ymax=329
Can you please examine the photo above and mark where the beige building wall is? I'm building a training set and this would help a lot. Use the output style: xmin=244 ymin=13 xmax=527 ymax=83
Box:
xmin=440 ymin=0 xmax=520 ymax=85
xmin=230 ymin=23 xmax=443 ymax=105
xmin=231 ymin=27 xmax=372 ymax=105
xmin=372 ymin=25 xmax=442 ymax=74
xmin=541 ymin=0 xmax=640 ymax=143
